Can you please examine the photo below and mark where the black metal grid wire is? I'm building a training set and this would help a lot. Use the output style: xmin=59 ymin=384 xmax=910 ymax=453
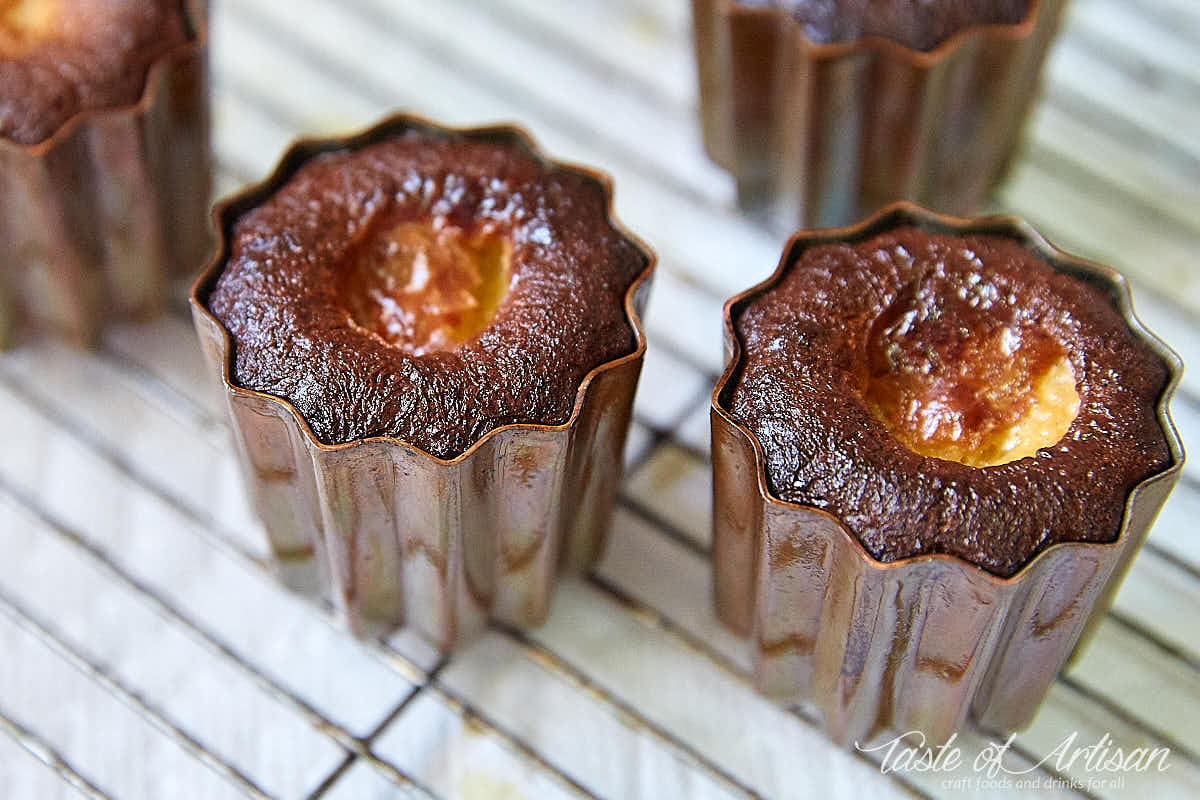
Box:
xmin=2 ymin=0 xmax=1198 ymax=797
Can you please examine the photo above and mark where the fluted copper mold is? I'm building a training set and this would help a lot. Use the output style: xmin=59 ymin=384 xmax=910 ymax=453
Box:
xmin=693 ymin=0 xmax=1068 ymax=229
xmin=190 ymin=114 xmax=656 ymax=648
xmin=711 ymin=203 xmax=1184 ymax=747
xmin=0 ymin=0 xmax=211 ymax=349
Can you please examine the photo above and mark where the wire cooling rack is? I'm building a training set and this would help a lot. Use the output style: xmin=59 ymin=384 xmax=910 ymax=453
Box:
xmin=1 ymin=0 xmax=1199 ymax=797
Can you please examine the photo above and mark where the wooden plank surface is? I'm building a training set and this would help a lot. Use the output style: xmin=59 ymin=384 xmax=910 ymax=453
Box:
xmin=1 ymin=0 xmax=1198 ymax=797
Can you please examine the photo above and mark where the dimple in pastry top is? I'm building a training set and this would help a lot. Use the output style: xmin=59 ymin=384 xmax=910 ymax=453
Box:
xmin=206 ymin=131 xmax=649 ymax=459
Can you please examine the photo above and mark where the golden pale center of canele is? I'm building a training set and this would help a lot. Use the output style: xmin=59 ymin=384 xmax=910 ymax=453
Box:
xmin=340 ymin=221 xmax=511 ymax=355
xmin=0 ymin=0 xmax=57 ymax=52
xmin=862 ymin=281 xmax=1081 ymax=468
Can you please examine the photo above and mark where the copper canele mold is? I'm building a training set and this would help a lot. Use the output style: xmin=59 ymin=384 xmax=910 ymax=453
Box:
xmin=190 ymin=113 xmax=657 ymax=648
xmin=0 ymin=0 xmax=212 ymax=349
xmin=693 ymin=0 xmax=1068 ymax=230
xmin=711 ymin=202 xmax=1185 ymax=747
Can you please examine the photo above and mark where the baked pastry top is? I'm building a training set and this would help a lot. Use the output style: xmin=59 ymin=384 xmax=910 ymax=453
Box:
xmin=725 ymin=226 xmax=1171 ymax=576
xmin=781 ymin=0 xmax=1031 ymax=51
xmin=0 ymin=0 xmax=191 ymax=145
xmin=207 ymin=132 xmax=648 ymax=459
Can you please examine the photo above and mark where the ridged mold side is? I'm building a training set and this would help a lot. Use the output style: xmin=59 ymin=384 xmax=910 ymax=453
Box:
xmin=190 ymin=113 xmax=655 ymax=648
xmin=692 ymin=0 xmax=1068 ymax=229
xmin=0 ymin=0 xmax=211 ymax=348
xmin=711 ymin=203 xmax=1185 ymax=746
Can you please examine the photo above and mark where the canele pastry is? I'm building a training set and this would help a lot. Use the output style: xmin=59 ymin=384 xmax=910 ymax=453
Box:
xmin=711 ymin=203 xmax=1183 ymax=745
xmin=0 ymin=0 xmax=209 ymax=347
xmin=191 ymin=114 xmax=655 ymax=647
xmin=693 ymin=0 xmax=1066 ymax=228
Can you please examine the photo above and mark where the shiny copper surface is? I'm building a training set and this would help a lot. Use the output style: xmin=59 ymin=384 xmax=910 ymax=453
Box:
xmin=692 ymin=0 xmax=1068 ymax=229
xmin=711 ymin=203 xmax=1184 ymax=746
xmin=190 ymin=113 xmax=656 ymax=649
xmin=0 ymin=0 xmax=211 ymax=348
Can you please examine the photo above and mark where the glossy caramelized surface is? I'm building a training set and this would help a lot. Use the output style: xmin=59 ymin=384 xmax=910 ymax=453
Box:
xmin=862 ymin=262 xmax=1080 ymax=467
xmin=727 ymin=227 xmax=1170 ymax=576
xmin=339 ymin=220 xmax=511 ymax=356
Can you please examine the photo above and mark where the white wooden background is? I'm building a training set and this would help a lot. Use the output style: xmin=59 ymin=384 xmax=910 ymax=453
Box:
xmin=1 ymin=0 xmax=1198 ymax=798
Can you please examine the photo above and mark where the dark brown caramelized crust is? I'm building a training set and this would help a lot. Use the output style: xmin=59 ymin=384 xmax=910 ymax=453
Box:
xmin=725 ymin=227 xmax=1171 ymax=576
xmin=207 ymin=133 xmax=647 ymax=459
xmin=783 ymin=0 xmax=1030 ymax=51
xmin=0 ymin=0 xmax=191 ymax=145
